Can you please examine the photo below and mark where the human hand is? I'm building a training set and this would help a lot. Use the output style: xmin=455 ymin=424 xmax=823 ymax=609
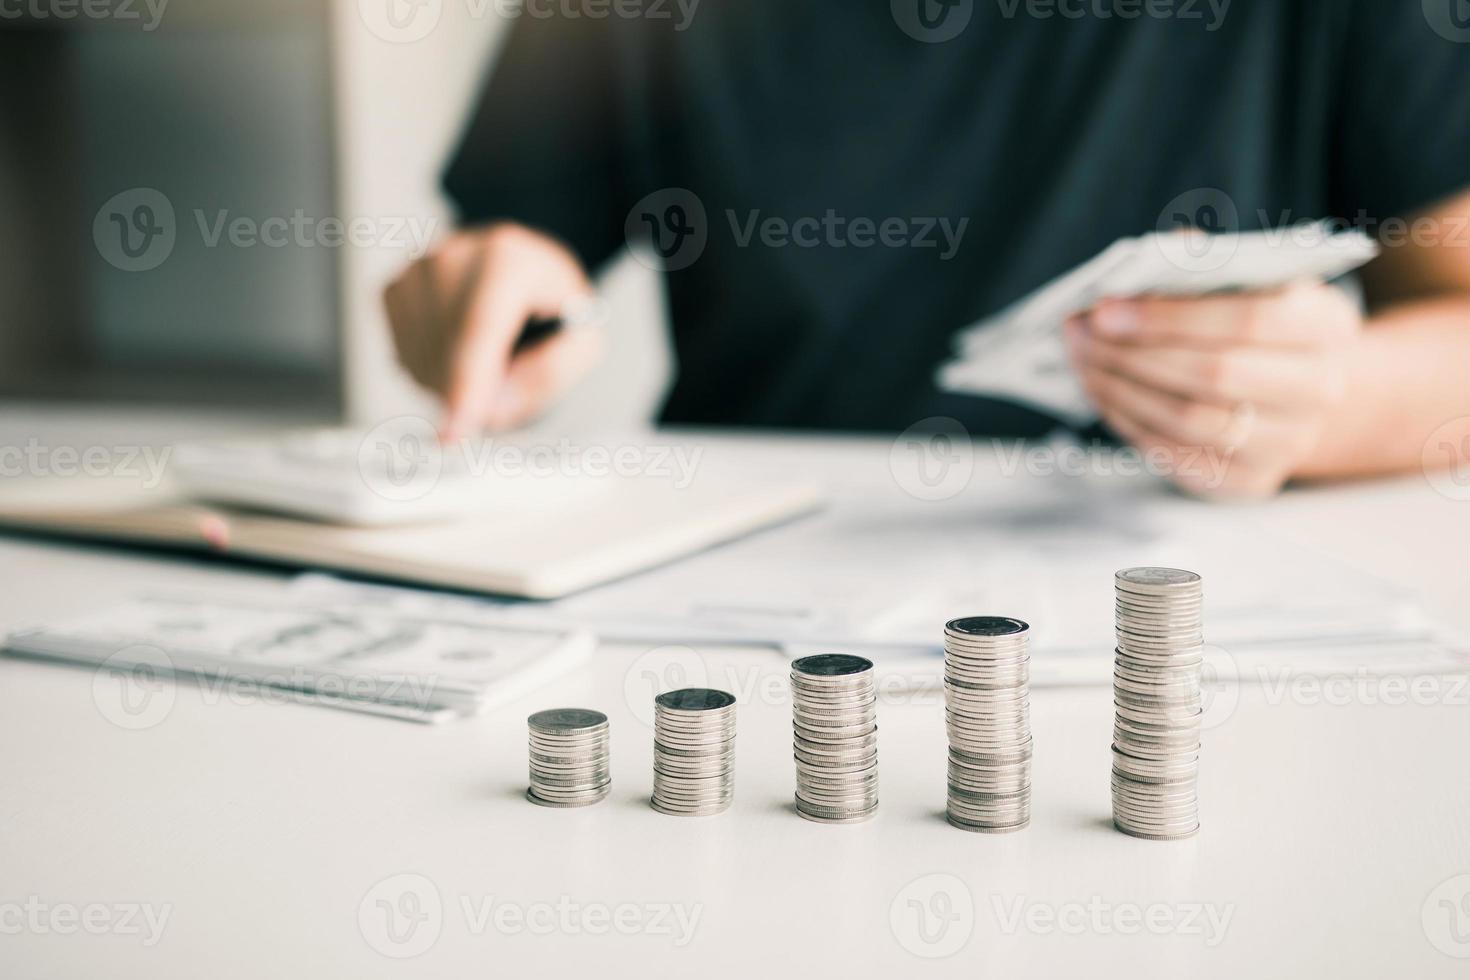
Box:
xmin=384 ymin=223 xmax=605 ymax=440
xmin=1066 ymin=281 xmax=1363 ymax=498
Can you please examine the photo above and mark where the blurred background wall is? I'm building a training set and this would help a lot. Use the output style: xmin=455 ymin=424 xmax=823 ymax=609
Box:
xmin=0 ymin=0 xmax=672 ymax=432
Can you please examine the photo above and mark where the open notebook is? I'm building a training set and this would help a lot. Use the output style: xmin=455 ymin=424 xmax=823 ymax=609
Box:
xmin=0 ymin=442 xmax=826 ymax=599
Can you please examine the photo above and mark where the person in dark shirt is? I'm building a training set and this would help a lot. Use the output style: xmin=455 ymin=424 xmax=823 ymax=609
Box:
xmin=383 ymin=1 xmax=1470 ymax=497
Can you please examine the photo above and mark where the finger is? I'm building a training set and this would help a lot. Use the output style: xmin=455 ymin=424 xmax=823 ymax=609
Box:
xmin=1090 ymin=402 xmax=1258 ymax=498
xmin=445 ymin=239 xmax=592 ymax=438
xmin=1084 ymin=370 xmax=1299 ymax=497
xmin=1089 ymin=397 xmax=1194 ymax=479
xmin=1080 ymin=366 xmax=1235 ymax=447
xmin=485 ymin=324 xmax=606 ymax=431
xmin=1073 ymin=332 xmax=1328 ymax=409
xmin=1088 ymin=282 xmax=1357 ymax=349
xmin=443 ymin=279 xmax=530 ymax=441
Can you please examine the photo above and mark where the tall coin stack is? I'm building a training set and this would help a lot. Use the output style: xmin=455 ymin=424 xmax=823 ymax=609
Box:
xmin=526 ymin=708 xmax=611 ymax=808
xmin=651 ymin=688 xmax=737 ymax=816
xmin=1112 ymin=567 xmax=1204 ymax=840
xmin=790 ymin=654 xmax=879 ymax=823
xmin=943 ymin=617 xmax=1033 ymax=833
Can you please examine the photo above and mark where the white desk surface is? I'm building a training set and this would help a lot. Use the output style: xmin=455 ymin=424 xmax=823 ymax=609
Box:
xmin=3 ymin=416 xmax=1470 ymax=979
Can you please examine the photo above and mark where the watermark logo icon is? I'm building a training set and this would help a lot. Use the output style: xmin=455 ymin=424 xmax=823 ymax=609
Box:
xmin=892 ymin=0 xmax=973 ymax=42
xmin=1423 ymin=874 xmax=1470 ymax=958
xmin=626 ymin=188 xmax=708 ymax=272
xmin=1422 ymin=417 xmax=1470 ymax=501
xmin=889 ymin=417 xmax=974 ymax=502
xmin=1198 ymin=643 xmax=1240 ymax=732
xmin=1425 ymin=0 xmax=1470 ymax=42
xmin=1155 ymin=188 xmax=1240 ymax=273
xmin=359 ymin=873 xmax=444 ymax=958
xmin=91 ymin=645 xmax=176 ymax=731
xmin=890 ymin=874 xmax=975 ymax=958
xmin=624 ymin=645 xmax=710 ymax=728
xmin=357 ymin=417 xmax=444 ymax=503
xmin=359 ymin=0 xmax=442 ymax=43
xmin=93 ymin=188 xmax=176 ymax=272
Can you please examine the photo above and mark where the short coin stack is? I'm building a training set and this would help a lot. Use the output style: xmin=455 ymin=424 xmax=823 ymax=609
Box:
xmin=526 ymin=708 xmax=611 ymax=808
xmin=1112 ymin=567 xmax=1204 ymax=840
xmin=651 ymin=688 xmax=737 ymax=816
xmin=943 ymin=617 xmax=1033 ymax=833
xmin=790 ymin=654 xmax=879 ymax=823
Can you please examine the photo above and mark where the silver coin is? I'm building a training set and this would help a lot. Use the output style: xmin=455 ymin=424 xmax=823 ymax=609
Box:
xmin=791 ymin=653 xmax=874 ymax=678
xmin=797 ymin=792 xmax=880 ymax=811
xmin=796 ymin=807 xmax=878 ymax=824
xmin=793 ymin=736 xmax=879 ymax=759
xmin=527 ymin=788 xmax=609 ymax=808
xmin=1116 ymin=567 xmax=1202 ymax=590
xmin=528 ymin=760 xmax=611 ymax=777
xmin=528 ymin=708 xmax=608 ymax=733
xmin=947 ymin=814 xmax=1030 ymax=834
xmin=946 ymin=616 xmax=1030 ymax=638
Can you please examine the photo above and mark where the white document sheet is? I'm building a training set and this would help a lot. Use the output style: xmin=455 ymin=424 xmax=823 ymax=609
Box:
xmin=288 ymin=476 xmax=1466 ymax=688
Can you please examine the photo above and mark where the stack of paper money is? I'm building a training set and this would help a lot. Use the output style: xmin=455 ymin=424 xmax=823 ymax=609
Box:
xmin=939 ymin=223 xmax=1380 ymax=426
xmin=3 ymin=594 xmax=595 ymax=723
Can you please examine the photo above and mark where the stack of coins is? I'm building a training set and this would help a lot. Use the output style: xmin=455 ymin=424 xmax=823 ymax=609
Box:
xmin=526 ymin=708 xmax=610 ymax=808
xmin=651 ymin=688 xmax=737 ymax=816
xmin=790 ymin=654 xmax=879 ymax=823
xmin=943 ymin=617 xmax=1033 ymax=833
xmin=1112 ymin=567 xmax=1204 ymax=840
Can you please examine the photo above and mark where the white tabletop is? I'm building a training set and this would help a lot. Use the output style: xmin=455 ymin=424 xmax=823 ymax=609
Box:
xmin=3 ymin=420 xmax=1470 ymax=979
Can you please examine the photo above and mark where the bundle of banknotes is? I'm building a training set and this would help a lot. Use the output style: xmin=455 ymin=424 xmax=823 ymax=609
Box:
xmin=3 ymin=593 xmax=595 ymax=723
xmin=938 ymin=222 xmax=1381 ymax=426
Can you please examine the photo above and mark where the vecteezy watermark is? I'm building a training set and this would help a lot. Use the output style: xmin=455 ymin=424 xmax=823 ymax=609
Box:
xmin=92 ymin=647 xmax=178 ymax=732
xmin=991 ymin=895 xmax=1235 ymax=946
xmin=890 ymin=874 xmax=976 ymax=958
xmin=894 ymin=0 xmax=1229 ymax=41
xmin=1155 ymin=187 xmax=1242 ymax=273
xmin=994 ymin=0 xmax=1231 ymax=30
xmin=1155 ymin=191 xmax=1470 ymax=275
xmin=625 ymin=188 xmax=709 ymax=272
xmin=357 ymin=874 xmax=703 ymax=958
xmin=1257 ymin=668 xmax=1470 ymax=710
xmin=991 ymin=439 xmax=1238 ymax=491
xmin=1421 ymin=417 xmax=1470 ymax=502
xmin=725 ymin=210 xmax=968 ymax=262
xmin=623 ymin=645 xmax=711 ymax=728
xmin=356 ymin=417 xmax=705 ymax=504
xmin=1198 ymin=644 xmax=1240 ymax=731
xmin=1424 ymin=0 xmax=1470 ymax=44
xmin=0 ymin=897 xmax=173 ymax=947
xmin=93 ymin=188 xmax=177 ymax=273
xmin=1423 ymin=874 xmax=1470 ymax=958
xmin=357 ymin=0 xmax=700 ymax=44
xmin=889 ymin=420 xmax=1244 ymax=502
xmin=892 ymin=0 xmax=974 ymax=42
xmin=0 ymin=439 xmax=172 ymax=489
xmin=92 ymin=188 xmax=437 ymax=273
xmin=359 ymin=874 xmax=444 ymax=958
xmin=1266 ymin=208 xmax=1470 ymax=252
xmin=89 ymin=646 xmax=465 ymax=730
xmin=0 ymin=0 xmax=168 ymax=30
xmin=624 ymin=189 xmax=970 ymax=272
xmin=193 ymin=210 xmax=436 ymax=255
xmin=889 ymin=418 xmax=976 ymax=502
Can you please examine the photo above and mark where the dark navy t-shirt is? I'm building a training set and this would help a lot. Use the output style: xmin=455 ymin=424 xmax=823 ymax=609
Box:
xmin=445 ymin=1 xmax=1470 ymax=436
